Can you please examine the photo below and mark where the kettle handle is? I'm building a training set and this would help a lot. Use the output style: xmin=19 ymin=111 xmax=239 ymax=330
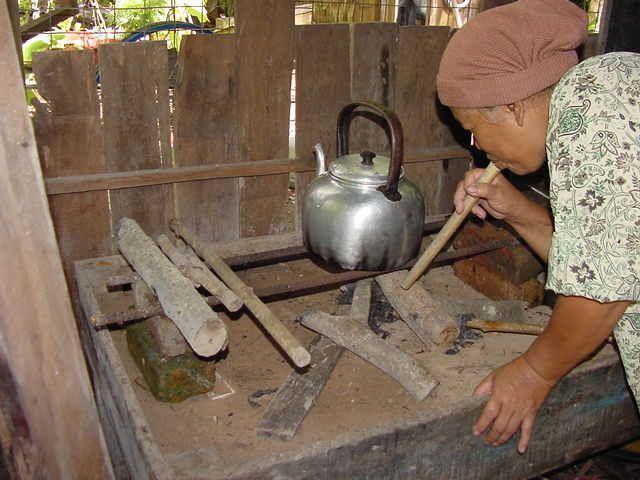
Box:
xmin=337 ymin=101 xmax=403 ymax=201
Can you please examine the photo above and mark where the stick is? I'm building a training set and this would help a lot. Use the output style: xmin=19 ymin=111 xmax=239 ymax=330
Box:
xmin=156 ymin=234 xmax=243 ymax=312
xmin=257 ymin=281 xmax=373 ymax=440
xmin=299 ymin=311 xmax=439 ymax=401
xmin=116 ymin=218 xmax=228 ymax=357
xmin=401 ymin=162 xmax=501 ymax=289
xmin=465 ymin=319 xmax=545 ymax=335
xmin=170 ymin=220 xmax=311 ymax=368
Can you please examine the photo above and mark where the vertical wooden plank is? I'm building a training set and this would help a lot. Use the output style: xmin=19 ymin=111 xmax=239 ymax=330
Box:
xmin=236 ymin=0 xmax=294 ymax=237
xmin=173 ymin=35 xmax=240 ymax=242
xmin=294 ymin=24 xmax=351 ymax=228
xmin=395 ymin=26 xmax=469 ymax=216
xmin=100 ymin=41 xmax=172 ymax=238
xmin=32 ymin=50 xmax=112 ymax=285
xmin=0 ymin=3 xmax=113 ymax=476
xmin=349 ymin=22 xmax=398 ymax=155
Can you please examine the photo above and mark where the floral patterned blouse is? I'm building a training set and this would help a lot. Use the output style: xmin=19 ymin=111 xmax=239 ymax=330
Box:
xmin=546 ymin=51 xmax=640 ymax=403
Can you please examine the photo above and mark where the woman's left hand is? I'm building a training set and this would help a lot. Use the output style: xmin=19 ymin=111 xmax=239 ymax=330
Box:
xmin=472 ymin=355 xmax=555 ymax=453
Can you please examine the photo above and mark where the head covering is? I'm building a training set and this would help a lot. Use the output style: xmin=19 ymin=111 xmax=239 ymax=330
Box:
xmin=436 ymin=0 xmax=587 ymax=108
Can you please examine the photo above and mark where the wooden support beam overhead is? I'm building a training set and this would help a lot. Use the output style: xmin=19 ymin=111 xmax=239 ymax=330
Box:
xmin=0 ymin=2 xmax=113 ymax=477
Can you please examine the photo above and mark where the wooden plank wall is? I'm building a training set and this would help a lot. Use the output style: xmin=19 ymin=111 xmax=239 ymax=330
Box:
xmin=34 ymin=12 xmax=468 ymax=299
xmin=0 ymin=2 xmax=113 ymax=475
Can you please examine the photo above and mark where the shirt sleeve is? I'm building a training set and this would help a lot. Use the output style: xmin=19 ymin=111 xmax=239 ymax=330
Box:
xmin=545 ymin=52 xmax=640 ymax=303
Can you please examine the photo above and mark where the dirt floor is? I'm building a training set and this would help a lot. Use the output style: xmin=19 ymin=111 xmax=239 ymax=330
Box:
xmin=109 ymin=262 xmax=624 ymax=479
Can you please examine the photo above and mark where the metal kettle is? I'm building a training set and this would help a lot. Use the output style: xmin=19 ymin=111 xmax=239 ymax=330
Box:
xmin=302 ymin=101 xmax=425 ymax=271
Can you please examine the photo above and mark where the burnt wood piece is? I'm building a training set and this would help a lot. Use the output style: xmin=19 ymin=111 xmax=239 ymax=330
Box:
xmin=257 ymin=280 xmax=373 ymax=441
xmin=80 ymin=239 xmax=517 ymax=328
xmin=156 ymin=234 xmax=242 ymax=312
xmin=116 ymin=217 xmax=228 ymax=357
xmin=300 ymin=280 xmax=439 ymax=401
xmin=171 ymin=220 xmax=311 ymax=368
xmin=0 ymin=4 xmax=113 ymax=475
xmin=256 ymin=335 xmax=344 ymax=441
xmin=376 ymin=270 xmax=460 ymax=347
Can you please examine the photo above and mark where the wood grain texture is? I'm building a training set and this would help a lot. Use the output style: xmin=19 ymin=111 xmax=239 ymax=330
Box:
xmin=236 ymin=0 xmax=294 ymax=237
xmin=395 ymin=26 xmax=469 ymax=216
xmin=0 ymin=5 xmax=113 ymax=476
xmin=100 ymin=41 xmax=172 ymax=238
xmin=294 ymin=24 xmax=351 ymax=229
xmin=349 ymin=22 xmax=398 ymax=155
xmin=32 ymin=49 xmax=112 ymax=289
xmin=173 ymin=35 xmax=240 ymax=242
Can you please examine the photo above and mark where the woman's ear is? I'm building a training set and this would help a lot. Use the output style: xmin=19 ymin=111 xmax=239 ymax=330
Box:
xmin=506 ymin=101 xmax=525 ymax=127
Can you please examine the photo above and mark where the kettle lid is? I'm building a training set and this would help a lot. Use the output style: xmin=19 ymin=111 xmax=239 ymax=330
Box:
xmin=329 ymin=150 xmax=404 ymax=186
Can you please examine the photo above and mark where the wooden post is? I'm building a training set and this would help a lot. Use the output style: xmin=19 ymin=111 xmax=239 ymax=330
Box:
xmin=0 ymin=2 xmax=113 ymax=476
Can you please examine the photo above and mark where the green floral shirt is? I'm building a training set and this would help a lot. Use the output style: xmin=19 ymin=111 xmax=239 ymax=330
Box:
xmin=546 ymin=51 xmax=640 ymax=403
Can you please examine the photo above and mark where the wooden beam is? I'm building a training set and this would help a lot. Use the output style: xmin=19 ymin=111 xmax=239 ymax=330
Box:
xmin=45 ymin=146 xmax=471 ymax=195
xmin=0 ymin=2 xmax=113 ymax=477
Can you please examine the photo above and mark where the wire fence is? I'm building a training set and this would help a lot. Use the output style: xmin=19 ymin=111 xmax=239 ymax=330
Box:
xmin=19 ymin=0 xmax=606 ymax=68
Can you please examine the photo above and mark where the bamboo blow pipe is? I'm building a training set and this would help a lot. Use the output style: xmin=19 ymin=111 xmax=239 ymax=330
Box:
xmin=170 ymin=220 xmax=312 ymax=369
xmin=401 ymin=162 xmax=501 ymax=290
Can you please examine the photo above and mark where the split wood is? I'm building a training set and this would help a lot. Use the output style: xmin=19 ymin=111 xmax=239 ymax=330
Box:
xmin=116 ymin=217 xmax=228 ymax=357
xmin=170 ymin=220 xmax=311 ymax=369
xmin=402 ymin=162 xmax=501 ymax=289
xmin=300 ymin=279 xmax=439 ymax=401
xmin=156 ymin=234 xmax=243 ymax=313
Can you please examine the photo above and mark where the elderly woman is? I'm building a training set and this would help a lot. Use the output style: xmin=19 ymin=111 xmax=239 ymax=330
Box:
xmin=437 ymin=0 xmax=640 ymax=453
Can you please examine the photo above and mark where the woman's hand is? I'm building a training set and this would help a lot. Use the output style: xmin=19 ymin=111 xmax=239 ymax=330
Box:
xmin=472 ymin=355 xmax=555 ymax=454
xmin=453 ymin=169 xmax=528 ymax=222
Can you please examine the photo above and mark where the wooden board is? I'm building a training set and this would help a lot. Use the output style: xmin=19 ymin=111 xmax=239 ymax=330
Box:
xmin=100 ymin=41 xmax=172 ymax=239
xmin=236 ymin=0 xmax=294 ymax=237
xmin=395 ymin=26 xmax=470 ymax=216
xmin=294 ymin=24 xmax=351 ymax=228
xmin=173 ymin=35 xmax=240 ymax=242
xmin=349 ymin=22 xmax=398 ymax=155
xmin=32 ymin=49 xmax=111 ymax=291
xmin=0 ymin=4 xmax=113 ymax=475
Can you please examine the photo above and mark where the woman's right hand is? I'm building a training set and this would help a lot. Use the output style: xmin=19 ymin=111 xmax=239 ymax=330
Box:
xmin=453 ymin=169 xmax=528 ymax=222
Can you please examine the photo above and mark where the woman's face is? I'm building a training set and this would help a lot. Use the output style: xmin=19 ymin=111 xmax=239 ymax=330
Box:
xmin=451 ymin=104 xmax=549 ymax=175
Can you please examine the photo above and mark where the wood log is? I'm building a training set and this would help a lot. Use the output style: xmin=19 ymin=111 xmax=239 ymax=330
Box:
xmin=299 ymin=310 xmax=438 ymax=401
xmin=116 ymin=218 xmax=227 ymax=357
xmin=375 ymin=270 xmax=459 ymax=347
xmin=257 ymin=334 xmax=344 ymax=440
xmin=170 ymin=220 xmax=311 ymax=368
xmin=257 ymin=281 xmax=373 ymax=440
xmin=156 ymin=234 xmax=243 ymax=312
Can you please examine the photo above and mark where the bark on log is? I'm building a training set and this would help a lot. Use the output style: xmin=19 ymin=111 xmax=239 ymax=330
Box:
xmin=170 ymin=220 xmax=311 ymax=368
xmin=375 ymin=270 xmax=459 ymax=347
xmin=116 ymin=217 xmax=228 ymax=357
xmin=156 ymin=234 xmax=243 ymax=312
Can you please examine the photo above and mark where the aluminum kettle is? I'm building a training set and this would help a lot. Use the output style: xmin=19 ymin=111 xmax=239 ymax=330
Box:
xmin=302 ymin=101 xmax=425 ymax=271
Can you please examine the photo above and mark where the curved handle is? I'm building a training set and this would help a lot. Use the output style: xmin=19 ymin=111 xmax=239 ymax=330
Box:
xmin=336 ymin=101 xmax=404 ymax=201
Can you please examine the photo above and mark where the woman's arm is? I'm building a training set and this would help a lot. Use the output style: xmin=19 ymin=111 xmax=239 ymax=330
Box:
xmin=453 ymin=169 xmax=553 ymax=260
xmin=473 ymin=295 xmax=630 ymax=453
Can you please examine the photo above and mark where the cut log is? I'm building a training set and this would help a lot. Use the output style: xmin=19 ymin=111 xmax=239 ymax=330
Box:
xmin=299 ymin=310 xmax=438 ymax=401
xmin=170 ymin=220 xmax=311 ymax=368
xmin=116 ymin=217 xmax=227 ymax=357
xmin=375 ymin=270 xmax=459 ymax=347
xmin=156 ymin=234 xmax=243 ymax=312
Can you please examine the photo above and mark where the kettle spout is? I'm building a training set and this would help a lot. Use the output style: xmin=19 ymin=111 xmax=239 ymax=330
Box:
xmin=313 ymin=143 xmax=327 ymax=176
